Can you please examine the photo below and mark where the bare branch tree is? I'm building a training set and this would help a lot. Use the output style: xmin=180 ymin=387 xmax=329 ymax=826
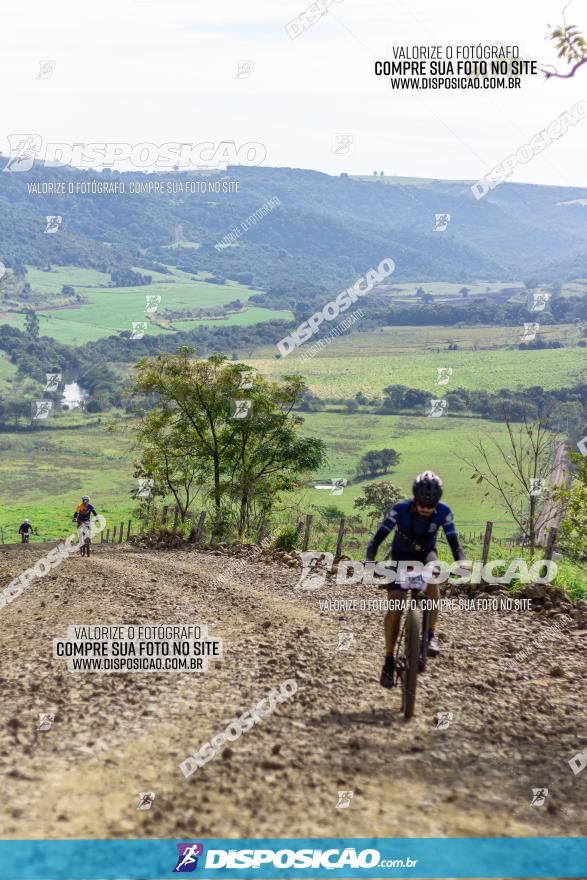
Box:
xmin=458 ymin=406 xmax=566 ymax=553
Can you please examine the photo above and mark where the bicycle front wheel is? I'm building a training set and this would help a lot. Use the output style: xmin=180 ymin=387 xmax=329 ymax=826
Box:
xmin=401 ymin=608 xmax=421 ymax=719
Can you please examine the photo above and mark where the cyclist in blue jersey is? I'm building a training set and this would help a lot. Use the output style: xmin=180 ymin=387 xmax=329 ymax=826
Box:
xmin=366 ymin=471 xmax=466 ymax=688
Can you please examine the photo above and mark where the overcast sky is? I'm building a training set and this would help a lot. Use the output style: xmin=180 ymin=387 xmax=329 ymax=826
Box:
xmin=1 ymin=0 xmax=586 ymax=186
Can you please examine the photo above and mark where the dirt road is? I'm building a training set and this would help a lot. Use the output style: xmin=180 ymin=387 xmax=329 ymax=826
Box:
xmin=1 ymin=543 xmax=586 ymax=840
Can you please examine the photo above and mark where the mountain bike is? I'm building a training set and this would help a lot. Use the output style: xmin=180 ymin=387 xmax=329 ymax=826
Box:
xmin=74 ymin=521 xmax=92 ymax=557
xmin=20 ymin=529 xmax=37 ymax=544
xmin=393 ymin=570 xmax=430 ymax=719
xmin=82 ymin=533 xmax=91 ymax=557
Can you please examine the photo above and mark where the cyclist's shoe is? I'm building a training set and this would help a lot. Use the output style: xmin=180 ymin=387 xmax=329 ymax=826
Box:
xmin=427 ymin=633 xmax=441 ymax=657
xmin=380 ymin=655 xmax=395 ymax=689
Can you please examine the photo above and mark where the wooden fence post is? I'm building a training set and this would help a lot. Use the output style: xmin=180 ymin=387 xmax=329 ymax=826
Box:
xmin=303 ymin=514 xmax=313 ymax=552
xmin=162 ymin=505 xmax=169 ymax=528
xmin=544 ymin=527 xmax=558 ymax=560
xmin=1 ymin=527 xmax=4 ymax=544
xmin=194 ymin=511 xmax=206 ymax=543
xmin=112 ymin=525 xmax=117 ymax=543
xmin=481 ymin=521 xmax=493 ymax=567
xmin=126 ymin=520 xmax=132 ymax=540
xmin=118 ymin=521 xmax=124 ymax=543
xmin=335 ymin=517 xmax=346 ymax=561
xmin=172 ymin=506 xmax=180 ymax=537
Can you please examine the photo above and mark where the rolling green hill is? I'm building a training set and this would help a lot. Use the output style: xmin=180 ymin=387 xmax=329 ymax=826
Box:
xmin=3 ymin=165 xmax=587 ymax=293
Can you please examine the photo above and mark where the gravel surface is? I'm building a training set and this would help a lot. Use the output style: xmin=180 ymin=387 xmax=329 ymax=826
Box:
xmin=1 ymin=542 xmax=586 ymax=841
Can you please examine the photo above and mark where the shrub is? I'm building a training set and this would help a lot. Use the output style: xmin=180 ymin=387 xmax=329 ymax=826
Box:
xmin=272 ymin=525 xmax=299 ymax=552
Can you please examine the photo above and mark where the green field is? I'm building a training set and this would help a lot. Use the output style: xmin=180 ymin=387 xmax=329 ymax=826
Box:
xmin=161 ymin=240 xmax=201 ymax=250
xmin=298 ymin=411 xmax=516 ymax=534
xmin=249 ymin=329 xmax=587 ymax=398
xmin=0 ymin=351 xmax=17 ymax=388
xmin=351 ymin=175 xmax=470 ymax=186
xmin=6 ymin=304 xmax=292 ymax=345
xmin=0 ymin=414 xmax=136 ymax=542
xmin=1 ymin=265 xmax=293 ymax=344
xmin=252 ymin=321 xmax=583 ymax=358
xmin=25 ymin=266 xmax=112 ymax=292
xmin=0 ymin=408 xmax=519 ymax=542
xmin=380 ymin=280 xmax=526 ymax=300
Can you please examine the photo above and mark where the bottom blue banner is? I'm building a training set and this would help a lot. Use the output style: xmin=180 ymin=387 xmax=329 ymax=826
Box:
xmin=0 ymin=838 xmax=585 ymax=879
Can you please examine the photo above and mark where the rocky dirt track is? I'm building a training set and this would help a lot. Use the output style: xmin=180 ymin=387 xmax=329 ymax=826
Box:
xmin=0 ymin=541 xmax=586 ymax=843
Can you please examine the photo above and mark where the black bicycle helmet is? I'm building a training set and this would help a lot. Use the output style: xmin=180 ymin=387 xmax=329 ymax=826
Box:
xmin=412 ymin=470 xmax=443 ymax=506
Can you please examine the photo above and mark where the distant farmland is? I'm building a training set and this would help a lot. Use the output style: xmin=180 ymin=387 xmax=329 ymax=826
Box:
xmin=1 ymin=265 xmax=293 ymax=345
xmin=250 ymin=326 xmax=587 ymax=397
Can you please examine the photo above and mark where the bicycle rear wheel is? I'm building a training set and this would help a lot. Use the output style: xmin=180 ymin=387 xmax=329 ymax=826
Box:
xmin=401 ymin=608 xmax=421 ymax=719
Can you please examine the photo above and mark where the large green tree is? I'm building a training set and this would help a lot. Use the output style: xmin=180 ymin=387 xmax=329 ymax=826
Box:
xmin=356 ymin=448 xmax=400 ymax=480
xmin=133 ymin=348 xmax=326 ymax=538
xmin=353 ymin=481 xmax=404 ymax=520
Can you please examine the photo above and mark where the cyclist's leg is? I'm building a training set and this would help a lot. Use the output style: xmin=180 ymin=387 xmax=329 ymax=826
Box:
xmin=422 ymin=550 xmax=441 ymax=628
xmin=381 ymin=591 xmax=403 ymax=687
xmin=424 ymin=550 xmax=445 ymax=654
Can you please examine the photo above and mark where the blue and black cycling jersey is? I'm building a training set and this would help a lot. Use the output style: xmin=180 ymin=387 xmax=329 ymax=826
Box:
xmin=73 ymin=503 xmax=97 ymax=523
xmin=366 ymin=499 xmax=464 ymax=562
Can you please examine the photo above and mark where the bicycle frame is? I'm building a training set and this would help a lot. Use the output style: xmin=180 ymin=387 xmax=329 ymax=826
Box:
xmin=393 ymin=588 xmax=430 ymax=714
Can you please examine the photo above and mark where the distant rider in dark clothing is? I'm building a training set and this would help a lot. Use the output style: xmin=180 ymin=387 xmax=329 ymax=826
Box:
xmin=18 ymin=519 xmax=35 ymax=543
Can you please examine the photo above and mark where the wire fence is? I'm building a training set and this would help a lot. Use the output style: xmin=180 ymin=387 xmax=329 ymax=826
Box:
xmin=2 ymin=506 xmax=553 ymax=559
